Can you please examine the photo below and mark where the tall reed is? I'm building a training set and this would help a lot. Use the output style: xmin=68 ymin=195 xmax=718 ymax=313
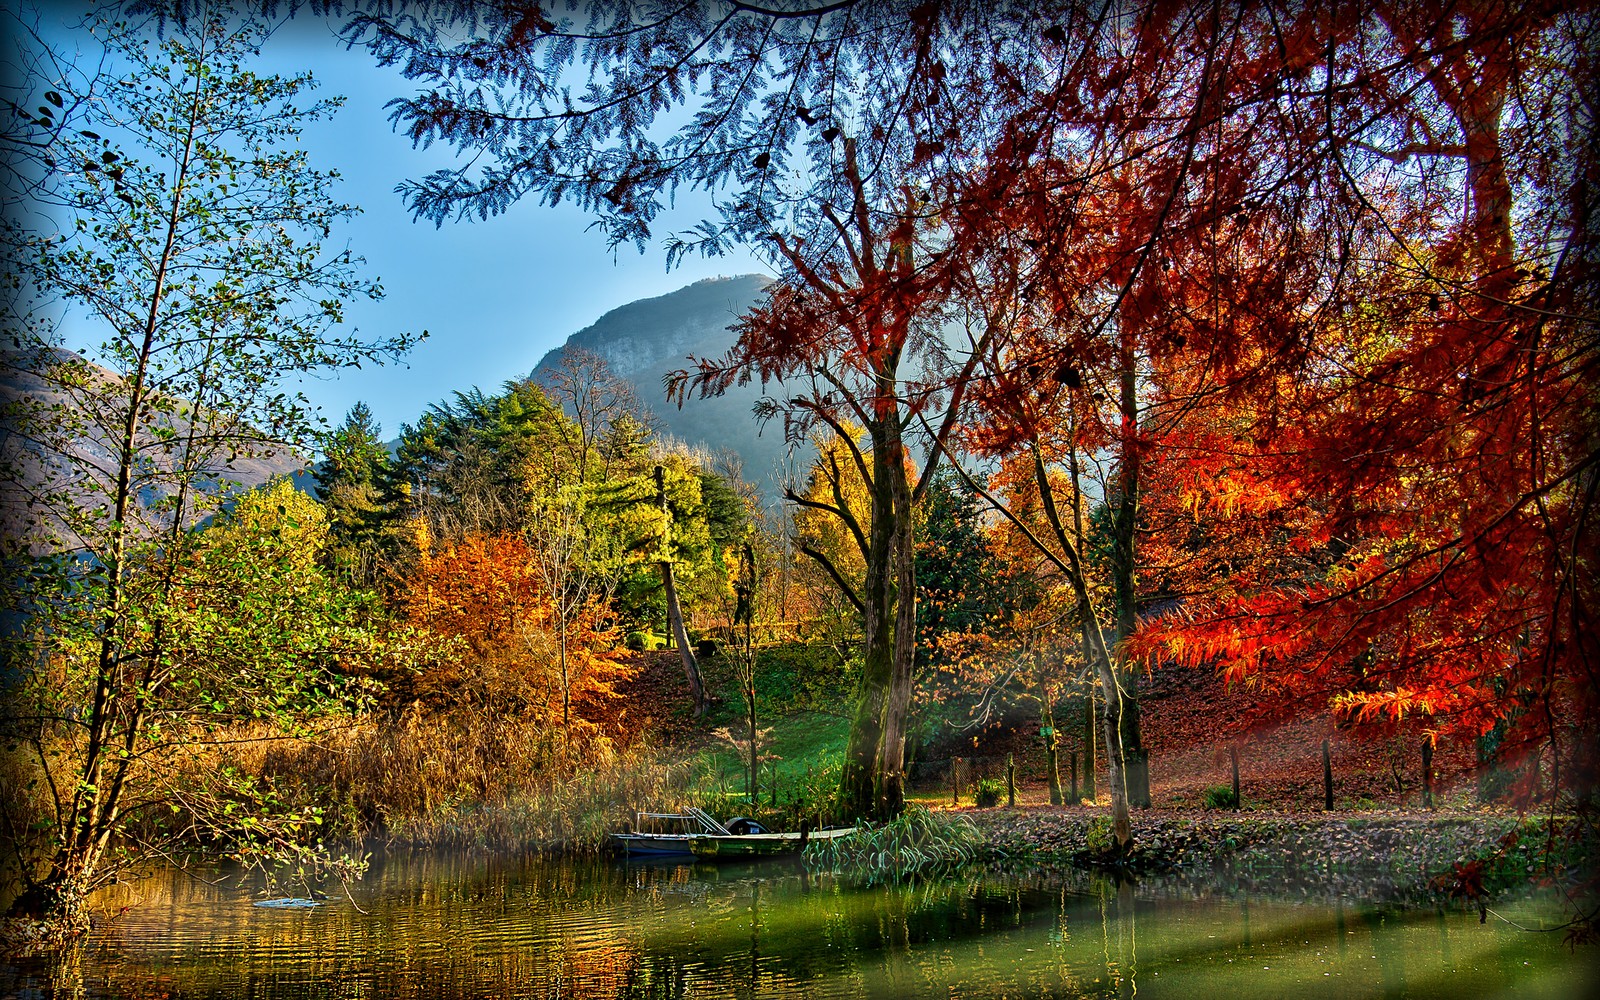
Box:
xmin=149 ymin=712 xmax=695 ymax=854
xmin=803 ymin=805 xmax=984 ymax=884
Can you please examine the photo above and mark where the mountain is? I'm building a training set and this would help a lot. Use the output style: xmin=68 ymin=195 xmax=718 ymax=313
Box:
xmin=0 ymin=344 xmax=306 ymax=556
xmin=532 ymin=274 xmax=806 ymax=500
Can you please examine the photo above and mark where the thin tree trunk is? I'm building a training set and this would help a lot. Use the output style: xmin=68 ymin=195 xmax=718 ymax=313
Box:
xmin=559 ymin=623 xmax=571 ymax=738
xmin=660 ymin=561 xmax=706 ymax=712
xmin=1082 ymin=691 xmax=1097 ymax=802
xmin=655 ymin=465 xmax=709 ymax=714
xmin=1044 ymin=694 xmax=1063 ymax=806
xmin=35 ymin=53 xmax=211 ymax=924
xmin=1323 ymin=740 xmax=1334 ymax=811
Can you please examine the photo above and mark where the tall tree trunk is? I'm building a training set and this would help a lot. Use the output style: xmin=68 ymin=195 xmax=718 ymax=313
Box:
xmin=559 ymin=621 xmax=571 ymax=737
xmin=747 ymin=687 xmax=759 ymax=804
xmin=27 ymin=56 xmax=211 ymax=926
xmin=1086 ymin=625 xmax=1133 ymax=852
xmin=839 ymin=413 xmax=915 ymax=820
xmin=874 ymin=438 xmax=916 ymax=817
xmin=1041 ymin=683 xmax=1063 ymax=805
xmin=660 ymin=560 xmax=706 ymax=714
xmin=656 ymin=465 xmax=709 ymax=714
xmin=1082 ymin=691 xmax=1097 ymax=802
xmin=1113 ymin=333 xmax=1151 ymax=809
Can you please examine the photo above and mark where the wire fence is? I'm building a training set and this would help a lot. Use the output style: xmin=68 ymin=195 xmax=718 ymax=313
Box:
xmin=908 ymin=755 xmax=1010 ymax=787
xmin=908 ymin=755 xmax=1024 ymax=803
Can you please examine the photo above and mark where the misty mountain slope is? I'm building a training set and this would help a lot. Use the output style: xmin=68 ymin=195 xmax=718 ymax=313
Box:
xmin=0 ymin=345 xmax=305 ymax=556
xmin=533 ymin=274 xmax=809 ymax=498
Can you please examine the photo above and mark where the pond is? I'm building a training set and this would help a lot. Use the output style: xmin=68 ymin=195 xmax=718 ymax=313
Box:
xmin=6 ymin=851 xmax=1592 ymax=999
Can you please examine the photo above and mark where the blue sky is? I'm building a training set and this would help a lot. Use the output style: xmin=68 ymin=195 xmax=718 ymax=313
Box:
xmin=259 ymin=17 xmax=768 ymax=440
xmin=34 ymin=8 xmax=767 ymax=442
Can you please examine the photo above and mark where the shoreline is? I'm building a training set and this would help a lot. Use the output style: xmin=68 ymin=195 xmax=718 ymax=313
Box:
xmin=957 ymin=804 xmax=1583 ymax=903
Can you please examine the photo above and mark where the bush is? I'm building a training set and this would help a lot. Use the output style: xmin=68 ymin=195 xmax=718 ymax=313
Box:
xmin=625 ymin=632 xmax=647 ymax=652
xmin=803 ymin=805 xmax=983 ymax=884
xmin=695 ymin=637 xmax=719 ymax=659
xmin=974 ymin=777 xmax=1004 ymax=808
xmin=1202 ymin=785 xmax=1239 ymax=810
xmin=1084 ymin=816 xmax=1116 ymax=857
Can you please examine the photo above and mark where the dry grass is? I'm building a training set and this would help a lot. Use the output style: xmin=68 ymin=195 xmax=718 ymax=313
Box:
xmin=3 ymin=710 xmax=693 ymax=903
xmin=231 ymin=711 xmax=696 ymax=852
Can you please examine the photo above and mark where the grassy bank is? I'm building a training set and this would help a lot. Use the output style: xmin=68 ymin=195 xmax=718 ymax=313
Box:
xmin=682 ymin=642 xmax=855 ymax=826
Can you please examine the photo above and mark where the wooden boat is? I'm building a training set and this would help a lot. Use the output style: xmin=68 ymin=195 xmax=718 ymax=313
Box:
xmin=612 ymin=809 xmax=856 ymax=858
xmin=611 ymin=807 xmax=731 ymax=855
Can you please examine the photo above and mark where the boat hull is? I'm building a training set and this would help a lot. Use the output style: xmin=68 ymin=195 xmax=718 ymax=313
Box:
xmin=686 ymin=827 xmax=856 ymax=858
xmin=611 ymin=833 xmax=698 ymax=856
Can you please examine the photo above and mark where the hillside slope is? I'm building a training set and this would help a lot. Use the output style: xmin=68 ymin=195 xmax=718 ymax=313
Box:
xmin=1 ymin=345 xmax=305 ymax=555
xmin=532 ymin=274 xmax=805 ymax=498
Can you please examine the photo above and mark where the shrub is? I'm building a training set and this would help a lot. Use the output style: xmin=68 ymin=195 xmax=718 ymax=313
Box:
xmin=695 ymin=637 xmax=719 ymax=659
xmin=625 ymin=632 xmax=647 ymax=652
xmin=974 ymin=777 xmax=1004 ymax=808
xmin=1202 ymin=785 xmax=1240 ymax=810
xmin=1084 ymin=816 xmax=1116 ymax=856
xmin=804 ymin=805 xmax=983 ymax=884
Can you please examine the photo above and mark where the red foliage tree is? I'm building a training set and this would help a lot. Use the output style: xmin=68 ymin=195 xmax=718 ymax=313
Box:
xmin=349 ymin=0 xmax=1594 ymax=836
xmin=1122 ymin=4 xmax=1597 ymax=810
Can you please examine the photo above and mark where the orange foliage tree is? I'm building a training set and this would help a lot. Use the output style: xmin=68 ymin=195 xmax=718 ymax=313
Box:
xmin=399 ymin=529 xmax=628 ymax=728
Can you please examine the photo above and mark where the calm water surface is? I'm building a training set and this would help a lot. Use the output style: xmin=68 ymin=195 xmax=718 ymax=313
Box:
xmin=7 ymin=851 xmax=1594 ymax=999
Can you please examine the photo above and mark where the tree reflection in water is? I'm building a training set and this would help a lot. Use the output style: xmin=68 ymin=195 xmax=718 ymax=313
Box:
xmin=4 ymin=852 xmax=1586 ymax=999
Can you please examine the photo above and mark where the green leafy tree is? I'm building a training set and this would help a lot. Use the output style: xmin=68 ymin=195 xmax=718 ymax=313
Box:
xmin=3 ymin=479 xmax=391 ymax=928
xmin=0 ymin=9 xmax=414 ymax=930
xmin=388 ymin=381 xmax=572 ymax=543
xmin=315 ymin=402 xmax=392 ymax=585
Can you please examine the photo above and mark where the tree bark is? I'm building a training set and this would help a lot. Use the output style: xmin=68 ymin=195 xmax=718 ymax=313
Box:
xmin=1082 ymin=692 xmax=1097 ymax=802
xmin=31 ymin=50 xmax=212 ymax=925
xmin=1112 ymin=342 xmax=1151 ymax=809
xmin=1322 ymin=740 xmax=1334 ymax=811
xmin=660 ymin=560 xmax=706 ymax=713
xmin=1044 ymin=694 xmax=1063 ymax=805
xmin=656 ymin=465 xmax=709 ymax=714
xmin=840 ymin=413 xmax=915 ymax=820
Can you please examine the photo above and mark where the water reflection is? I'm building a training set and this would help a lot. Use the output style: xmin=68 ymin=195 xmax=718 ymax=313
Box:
xmin=3 ymin=851 xmax=1591 ymax=999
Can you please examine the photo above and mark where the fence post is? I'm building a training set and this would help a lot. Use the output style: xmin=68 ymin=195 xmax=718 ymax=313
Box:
xmin=1006 ymin=753 xmax=1016 ymax=808
xmin=1229 ymin=745 xmax=1241 ymax=811
xmin=1322 ymin=739 xmax=1334 ymax=811
xmin=1422 ymin=737 xmax=1434 ymax=809
xmin=952 ymin=757 xmax=962 ymax=805
xmin=1082 ymin=696 xmax=1096 ymax=800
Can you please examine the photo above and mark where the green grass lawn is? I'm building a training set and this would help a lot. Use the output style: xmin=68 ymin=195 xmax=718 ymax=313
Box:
xmin=681 ymin=642 xmax=847 ymax=810
xmin=692 ymin=708 xmax=851 ymax=807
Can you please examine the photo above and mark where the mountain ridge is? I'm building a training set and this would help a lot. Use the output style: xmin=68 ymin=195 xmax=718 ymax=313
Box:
xmin=531 ymin=273 xmax=804 ymax=499
xmin=0 ymin=344 xmax=307 ymax=556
